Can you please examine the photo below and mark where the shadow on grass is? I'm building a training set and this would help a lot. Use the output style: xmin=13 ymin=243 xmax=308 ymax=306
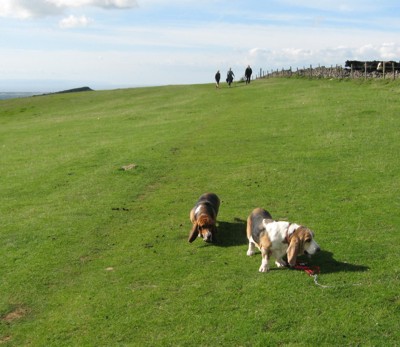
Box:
xmin=311 ymin=250 xmax=369 ymax=274
xmin=214 ymin=218 xmax=247 ymax=247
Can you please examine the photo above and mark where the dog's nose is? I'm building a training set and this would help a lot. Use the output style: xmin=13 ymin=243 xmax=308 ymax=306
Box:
xmin=316 ymin=246 xmax=321 ymax=253
xmin=203 ymin=232 xmax=212 ymax=242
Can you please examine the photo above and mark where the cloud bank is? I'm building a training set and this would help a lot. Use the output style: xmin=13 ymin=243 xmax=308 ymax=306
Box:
xmin=0 ymin=0 xmax=138 ymax=19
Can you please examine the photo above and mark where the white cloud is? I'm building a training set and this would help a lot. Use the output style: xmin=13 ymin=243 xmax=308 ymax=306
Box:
xmin=0 ymin=0 xmax=62 ymax=19
xmin=0 ymin=0 xmax=138 ymax=19
xmin=59 ymin=15 xmax=93 ymax=29
xmin=378 ymin=42 xmax=400 ymax=60
xmin=53 ymin=0 xmax=138 ymax=9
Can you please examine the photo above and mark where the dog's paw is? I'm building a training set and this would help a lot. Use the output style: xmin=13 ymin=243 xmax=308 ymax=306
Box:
xmin=247 ymin=250 xmax=255 ymax=256
xmin=275 ymin=260 xmax=287 ymax=268
xmin=259 ymin=265 xmax=270 ymax=273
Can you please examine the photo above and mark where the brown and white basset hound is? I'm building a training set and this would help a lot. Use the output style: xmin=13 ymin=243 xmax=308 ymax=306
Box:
xmin=246 ymin=208 xmax=320 ymax=272
xmin=188 ymin=193 xmax=220 ymax=243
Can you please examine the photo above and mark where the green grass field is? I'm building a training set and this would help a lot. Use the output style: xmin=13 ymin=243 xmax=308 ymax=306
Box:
xmin=1 ymin=78 xmax=399 ymax=346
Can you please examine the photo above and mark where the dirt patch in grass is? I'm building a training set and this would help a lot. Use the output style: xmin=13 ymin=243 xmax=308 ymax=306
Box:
xmin=2 ymin=307 xmax=28 ymax=323
xmin=0 ymin=307 xmax=29 ymax=344
xmin=0 ymin=335 xmax=12 ymax=344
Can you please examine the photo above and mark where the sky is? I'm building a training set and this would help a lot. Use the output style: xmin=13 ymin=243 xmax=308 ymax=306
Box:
xmin=1 ymin=0 xmax=400 ymax=92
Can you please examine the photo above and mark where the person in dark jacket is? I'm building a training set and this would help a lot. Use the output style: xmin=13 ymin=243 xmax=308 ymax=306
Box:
xmin=215 ymin=70 xmax=221 ymax=88
xmin=245 ymin=65 xmax=252 ymax=84
xmin=226 ymin=68 xmax=235 ymax=87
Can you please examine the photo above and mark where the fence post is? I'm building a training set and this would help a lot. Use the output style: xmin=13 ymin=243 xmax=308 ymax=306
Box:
xmin=364 ymin=62 xmax=367 ymax=79
xmin=393 ymin=63 xmax=395 ymax=80
xmin=383 ymin=62 xmax=386 ymax=79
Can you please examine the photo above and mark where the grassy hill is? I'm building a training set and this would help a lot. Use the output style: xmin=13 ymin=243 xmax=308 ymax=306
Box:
xmin=1 ymin=78 xmax=399 ymax=346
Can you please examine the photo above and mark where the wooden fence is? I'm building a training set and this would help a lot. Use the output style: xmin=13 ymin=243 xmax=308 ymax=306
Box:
xmin=258 ymin=63 xmax=399 ymax=80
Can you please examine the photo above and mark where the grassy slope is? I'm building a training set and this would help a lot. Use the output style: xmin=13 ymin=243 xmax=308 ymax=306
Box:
xmin=1 ymin=78 xmax=399 ymax=346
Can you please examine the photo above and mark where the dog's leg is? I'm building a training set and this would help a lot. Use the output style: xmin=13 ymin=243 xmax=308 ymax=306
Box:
xmin=246 ymin=216 xmax=255 ymax=256
xmin=258 ymin=235 xmax=272 ymax=272
xmin=247 ymin=238 xmax=256 ymax=256
xmin=274 ymin=250 xmax=287 ymax=268
xmin=259 ymin=248 xmax=270 ymax=272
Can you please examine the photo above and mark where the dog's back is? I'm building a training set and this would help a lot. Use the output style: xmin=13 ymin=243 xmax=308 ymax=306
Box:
xmin=247 ymin=208 xmax=273 ymax=243
xmin=196 ymin=193 xmax=220 ymax=217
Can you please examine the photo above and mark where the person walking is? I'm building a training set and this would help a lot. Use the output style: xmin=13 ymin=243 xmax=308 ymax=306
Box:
xmin=226 ymin=68 xmax=235 ymax=87
xmin=215 ymin=70 xmax=221 ymax=88
xmin=245 ymin=65 xmax=252 ymax=84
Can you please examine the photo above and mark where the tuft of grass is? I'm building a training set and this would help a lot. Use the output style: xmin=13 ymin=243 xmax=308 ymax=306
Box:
xmin=1 ymin=79 xmax=399 ymax=346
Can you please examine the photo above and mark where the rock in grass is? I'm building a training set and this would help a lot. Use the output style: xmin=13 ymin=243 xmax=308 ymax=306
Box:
xmin=121 ymin=163 xmax=137 ymax=171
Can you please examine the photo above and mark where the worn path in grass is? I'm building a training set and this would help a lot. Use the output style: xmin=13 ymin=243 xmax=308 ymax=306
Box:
xmin=1 ymin=78 xmax=399 ymax=346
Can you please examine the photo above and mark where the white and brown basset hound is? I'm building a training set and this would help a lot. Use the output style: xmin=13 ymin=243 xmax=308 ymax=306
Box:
xmin=188 ymin=193 xmax=220 ymax=243
xmin=246 ymin=208 xmax=320 ymax=272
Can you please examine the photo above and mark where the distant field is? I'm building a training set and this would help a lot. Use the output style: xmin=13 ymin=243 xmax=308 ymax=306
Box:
xmin=0 ymin=92 xmax=41 ymax=100
xmin=1 ymin=78 xmax=399 ymax=346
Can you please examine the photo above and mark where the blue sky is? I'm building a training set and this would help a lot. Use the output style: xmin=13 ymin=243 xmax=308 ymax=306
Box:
xmin=1 ymin=0 xmax=400 ymax=91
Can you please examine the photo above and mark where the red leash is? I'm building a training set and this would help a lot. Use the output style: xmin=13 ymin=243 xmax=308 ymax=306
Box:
xmin=292 ymin=262 xmax=362 ymax=289
xmin=291 ymin=262 xmax=327 ymax=287
xmin=292 ymin=262 xmax=320 ymax=276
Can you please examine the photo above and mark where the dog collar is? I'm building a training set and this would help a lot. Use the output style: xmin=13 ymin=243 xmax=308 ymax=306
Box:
xmin=284 ymin=223 xmax=292 ymax=244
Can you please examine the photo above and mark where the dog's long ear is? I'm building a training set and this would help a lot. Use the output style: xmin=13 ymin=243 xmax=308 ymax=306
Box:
xmin=287 ymin=235 xmax=300 ymax=267
xmin=188 ymin=224 xmax=199 ymax=243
